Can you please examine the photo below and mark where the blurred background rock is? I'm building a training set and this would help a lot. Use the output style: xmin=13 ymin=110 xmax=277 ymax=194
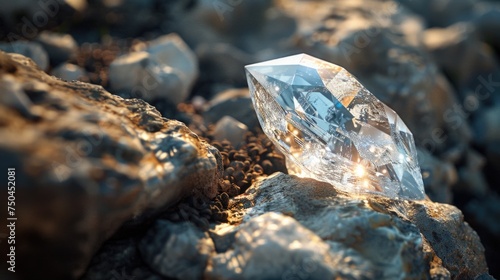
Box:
xmin=0 ymin=0 xmax=499 ymax=279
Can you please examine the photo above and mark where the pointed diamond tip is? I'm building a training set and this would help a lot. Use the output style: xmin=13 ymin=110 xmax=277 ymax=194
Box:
xmin=245 ymin=53 xmax=425 ymax=200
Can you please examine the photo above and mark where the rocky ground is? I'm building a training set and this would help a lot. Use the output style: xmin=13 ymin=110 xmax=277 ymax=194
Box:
xmin=0 ymin=0 xmax=499 ymax=279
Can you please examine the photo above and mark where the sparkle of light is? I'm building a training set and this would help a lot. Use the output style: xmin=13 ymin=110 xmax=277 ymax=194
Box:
xmin=355 ymin=164 xmax=365 ymax=177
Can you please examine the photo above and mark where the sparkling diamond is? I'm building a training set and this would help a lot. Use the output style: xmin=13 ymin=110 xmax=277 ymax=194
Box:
xmin=245 ymin=54 xmax=425 ymax=200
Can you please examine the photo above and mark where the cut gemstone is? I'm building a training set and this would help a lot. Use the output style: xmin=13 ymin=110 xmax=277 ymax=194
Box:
xmin=245 ymin=54 xmax=425 ymax=200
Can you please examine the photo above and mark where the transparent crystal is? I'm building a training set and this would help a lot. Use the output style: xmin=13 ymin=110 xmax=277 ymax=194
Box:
xmin=245 ymin=54 xmax=425 ymax=200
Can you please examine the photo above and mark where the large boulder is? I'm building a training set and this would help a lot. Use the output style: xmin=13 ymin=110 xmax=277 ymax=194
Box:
xmin=209 ymin=173 xmax=491 ymax=279
xmin=0 ymin=51 xmax=222 ymax=279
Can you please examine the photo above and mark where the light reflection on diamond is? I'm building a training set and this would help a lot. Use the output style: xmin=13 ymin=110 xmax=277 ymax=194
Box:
xmin=245 ymin=54 xmax=425 ymax=200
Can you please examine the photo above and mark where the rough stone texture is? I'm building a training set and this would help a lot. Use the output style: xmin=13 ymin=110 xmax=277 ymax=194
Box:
xmin=0 ymin=51 xmax=221 ymax=279
xmin=215 ymin=173 xmax=489 ymax=280
xmin=139 ymin=220 xmax=215 ymax=279
xmin=0 ymin=0 xmax=497 ymax=278
xmin=207 ymin=212 xmax=376 ymax=280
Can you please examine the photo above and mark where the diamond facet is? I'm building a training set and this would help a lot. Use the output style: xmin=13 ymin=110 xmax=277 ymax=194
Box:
xmin=245 ymin=54 xmax=425 ymax=200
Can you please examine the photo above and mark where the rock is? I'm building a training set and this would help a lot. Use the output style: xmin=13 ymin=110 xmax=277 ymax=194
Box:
xmin=35 ymin=31 xmax=79 ymax=66
xmin=146 ymin=33 xmax=198 ymax=80
xmin=484 ymin=142 xmax=500 ymax=186
xmin=206 ymin=212 xmax=376 ymax=279
xmin=146 ymin=33 xmax=198 ymax=101
xmin=173 ymin=0 xmax=297 ymax=54
xmin=455 ymin=149 xmax=489 ymax=196
xmin=65 ymin=0 xmax=87 ymax=12
xmin=84 ymin=0 xmax=194 ymax=38
xmin=466 ymin=193 xmax=500 ymax=237
xmin=51 ymin=63 xmax=87 ymax=81
xmin=164 ymin=0 xmax=223 ymax=49
xmin=475 ymin=273 xmax=497 ymax=280
xmin=196 ymin=43 xmax=253 ymax=90
xmin=0 ymin=41 xmax=49 ymax=70
xmin=0 ymin=0 xmax=87 ymax=27
xmin=423 ymin=23 xmax=498 ymax=90
xmin=395 ymin=0 xmax=477 ymax=27
xmin=108 ymin=51 xmax=149 ymax=93
xmin=212 ymin=116 xmax=248 ymax=147
xmin=191 ymin=95 xmax=207 ymax=111
xmin=0 ymin=51 xmax=221 ymax=279
xmin=108 ymin=34 xmax=198 ymax=105
xmin=418 ymin=148 xmax=456 ymax=204
xmin=139 ymin=220 xmax=215 ymax=279
xmin=473 ymin=4 xmax=500 ymax=51
xmin=216 ymin=173 xmax=490 ymax=279
xmin=465 ymin=193 xmax=500 ymax=280
xmin=108 ymin=51 xmax=183 ymax=103
xmin=474 ymin=106 xmax=500 ymax=145
xmin=215 ymin=0 xmax=297 ymax=53
xmin=203 ymin=88 xmax=259 ymax=130
xmin=83 ymin=237 xmax=163 ymax=280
